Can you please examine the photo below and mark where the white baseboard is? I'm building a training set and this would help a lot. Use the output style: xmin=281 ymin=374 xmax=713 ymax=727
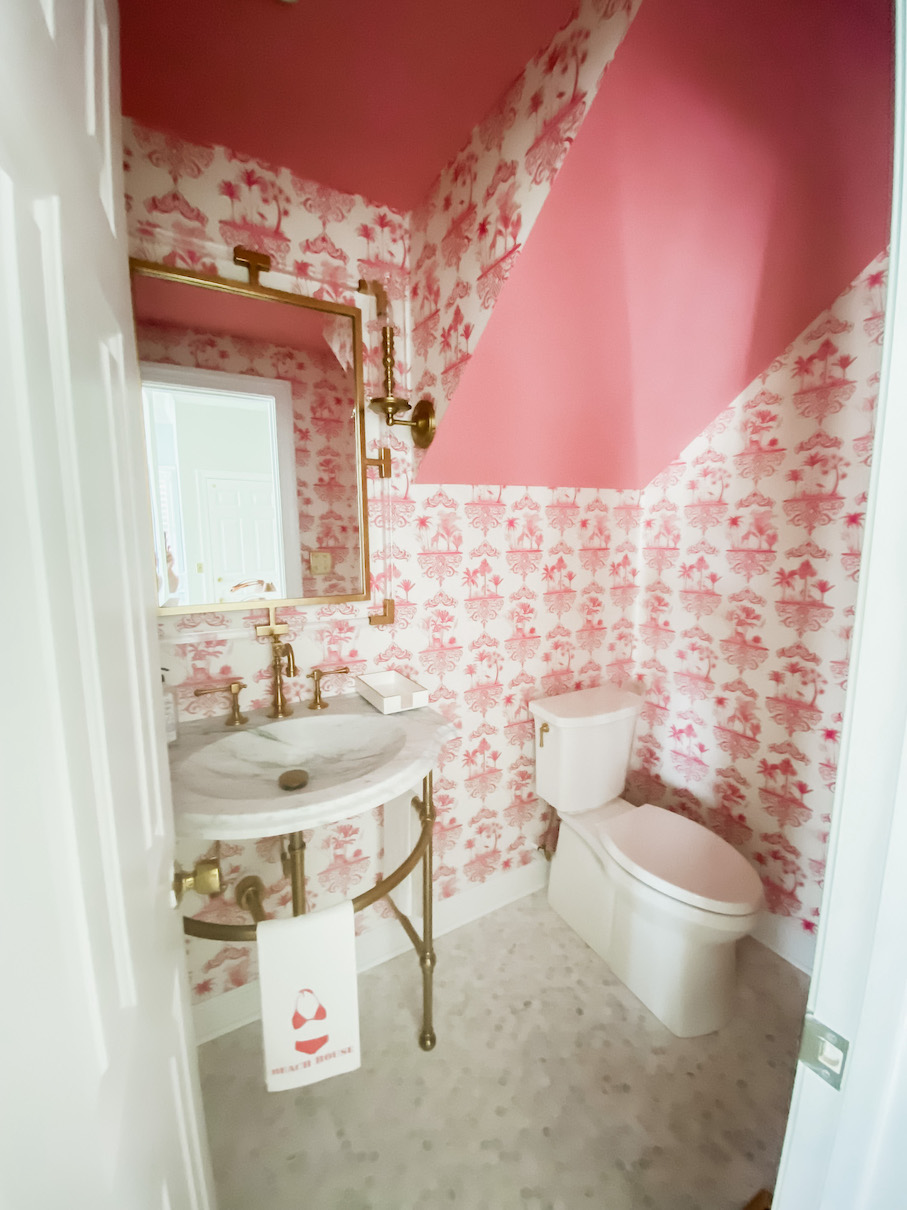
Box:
xmin=193 ymin=981 xmax=262 ymax=1046
xmin=753 ymin=910 xmax=817 ymax=974
xmin=192 ymin=856 xmax=549 ymax=1045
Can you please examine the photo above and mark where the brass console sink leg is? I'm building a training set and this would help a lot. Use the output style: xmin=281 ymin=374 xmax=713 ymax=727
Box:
xmin=284 ymin=830 xmax=307 ymax=916
xmin=419 ymin=772 xmax=437 ymax=1051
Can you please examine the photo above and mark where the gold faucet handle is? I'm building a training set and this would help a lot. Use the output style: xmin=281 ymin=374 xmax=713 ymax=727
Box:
xmin=306 ymin=665 xmax=351 ymax=710
xmin=172 ymin=859 xmax=223 ymax=906
xmin=193 ymin=681 xmax=248 ymax=727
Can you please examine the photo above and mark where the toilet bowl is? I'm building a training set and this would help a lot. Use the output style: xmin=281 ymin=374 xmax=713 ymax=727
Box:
xmin=530 ymin=686 xmax=764 ymax=1037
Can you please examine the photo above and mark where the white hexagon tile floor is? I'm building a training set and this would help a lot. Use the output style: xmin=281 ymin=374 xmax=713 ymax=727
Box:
xmin=197 ymin=890 xmax=808 ymax=1210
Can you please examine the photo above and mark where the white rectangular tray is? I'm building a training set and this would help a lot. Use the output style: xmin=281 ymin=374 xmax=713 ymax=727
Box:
xmin=355 ymin=671 xmax=429 ymax=714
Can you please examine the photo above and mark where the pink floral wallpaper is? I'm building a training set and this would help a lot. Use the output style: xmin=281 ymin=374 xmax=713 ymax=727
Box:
xmin=409 ymin=0 xmax=640 ymax=420
xmin=624 ymin=252 xmax=886 ymax=936
xmin=135 ymin=320 xmax=362 ymax=598
xmin=123 ymin=3 xmax=885 ymax=1006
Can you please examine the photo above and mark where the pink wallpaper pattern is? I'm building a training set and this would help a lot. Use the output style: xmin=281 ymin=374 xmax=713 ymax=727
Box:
xmin=625 ymin=252 xmax=886 ymax=932
xmin=136 ymin=321 xmax=362 ymax=598
xmin=409 ymin=0 xmax=640 ymax=421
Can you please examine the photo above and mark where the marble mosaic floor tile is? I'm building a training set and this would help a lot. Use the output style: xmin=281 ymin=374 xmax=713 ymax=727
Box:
xmin=197 ymin=891 xmax=808 ymax=1209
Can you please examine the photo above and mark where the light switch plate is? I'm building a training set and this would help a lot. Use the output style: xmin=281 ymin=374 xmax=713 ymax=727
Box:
xmin=309 ymin=550 xmax=332 ymax=575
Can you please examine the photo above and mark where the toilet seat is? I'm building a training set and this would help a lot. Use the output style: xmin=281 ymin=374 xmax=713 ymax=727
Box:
xmin=566 ymin=803 xmax=764 ymax=917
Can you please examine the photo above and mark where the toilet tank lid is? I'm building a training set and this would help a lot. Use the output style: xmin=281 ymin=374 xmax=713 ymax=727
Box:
xmin=529 ymin=685 xmax=642 ymax=727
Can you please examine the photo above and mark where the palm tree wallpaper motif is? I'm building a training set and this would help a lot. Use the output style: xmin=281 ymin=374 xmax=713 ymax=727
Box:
xmin=505 ymin=505 xmax=545 ymax=581
xmin=641 ymin=513 xmax=680 ymax=575
xmin=773 ymin=546 xmax=835 ymax=637
xmin=355 ymin=209 xmax=409 ymax=303
xmin=683 ymin=456 xmax=731 ymax=532
xmin=673 ymin=627 xmax=716 ymax=701
xmin=765 ymin=645 xmax=826 ymax=735
xmin=726 ymin=491 xmax=779 ymax=580
xmin=579 ymin=511 xmax=613 ymax=572
xmin=608 ymin=551 xmax=639 ymax=609
xmin=678 ymin=554 xmax=722 ymax=619
xmin=638 ymin=594 xmax=675 ymax=652
xmin=416 ymin=493 xmax=464 ymax=584
xmin=719 ymin=592 xmax=770 ymax=672
xmin=576 ymin=590 xmax=607 ymax=653
xmin=733 ymin=390 xmax=787 ymax=483
xmin=217 ymin=164 xmax=293 ymax=269
xmin=783 ymin=432 xmax=849 ymax=532
xmin=792 ymin=338 xmax=857 ymax=423
xmin=542 ymin=555 xmax=577 ymax=617
xmin=462 ymin=559 xmax=506 ymax=625
xmin=713 ymin=686 xmax=762 ymax=761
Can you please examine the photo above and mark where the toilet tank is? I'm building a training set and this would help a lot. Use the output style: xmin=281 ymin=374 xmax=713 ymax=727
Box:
xmin=529 ymin=685 xmax=642 ymax=815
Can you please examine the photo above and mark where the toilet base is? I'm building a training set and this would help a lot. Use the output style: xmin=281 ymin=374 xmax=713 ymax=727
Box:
xmin=548 ymin=818 xmax=758 ymax=1037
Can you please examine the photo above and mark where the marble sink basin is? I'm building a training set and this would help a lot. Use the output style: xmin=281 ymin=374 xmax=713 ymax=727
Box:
xmin=169 ymin=697 xmax=453 ymax=840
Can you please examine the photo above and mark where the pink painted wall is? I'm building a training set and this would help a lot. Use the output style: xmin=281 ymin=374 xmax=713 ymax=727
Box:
xmin=420 ymin=0 xmax=892 ymax=489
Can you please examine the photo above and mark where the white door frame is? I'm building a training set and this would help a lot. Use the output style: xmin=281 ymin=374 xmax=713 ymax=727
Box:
xmin=773 ymin=3 xmax=907 ymax=1204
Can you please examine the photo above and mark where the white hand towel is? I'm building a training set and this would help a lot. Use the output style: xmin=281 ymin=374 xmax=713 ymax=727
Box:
xmin=256 ymin=900 xmax=360 ymax=1092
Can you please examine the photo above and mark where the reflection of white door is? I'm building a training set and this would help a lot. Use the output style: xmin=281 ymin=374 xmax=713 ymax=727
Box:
xmin=202 ymin=473 xmax=282 ymax=601
xmin=0 ymin=4 xmax=213 ymax=1205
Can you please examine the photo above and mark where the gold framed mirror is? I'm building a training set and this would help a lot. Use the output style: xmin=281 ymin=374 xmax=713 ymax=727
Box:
xmin=130 ymin=253 xmax=370 ymax=614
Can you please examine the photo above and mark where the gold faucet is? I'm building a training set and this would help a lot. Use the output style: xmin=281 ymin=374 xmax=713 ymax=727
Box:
xmin=255 ymin=618 xmax=297 ymax=717
xmin=307 ymin=665 xmax=350 ymax=710
xmin=193 ymin=680 xmax=248 ymax=727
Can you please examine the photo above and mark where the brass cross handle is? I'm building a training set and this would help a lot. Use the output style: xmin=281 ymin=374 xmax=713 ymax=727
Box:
xmin=193 ymin=680 xmax=248 ymax=727
xmin=307 ymin=665 xmax=351 ymax=710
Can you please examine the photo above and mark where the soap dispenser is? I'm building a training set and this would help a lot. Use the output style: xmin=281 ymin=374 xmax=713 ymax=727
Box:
xmin=161 ymin=668 xmax=178 ymax=745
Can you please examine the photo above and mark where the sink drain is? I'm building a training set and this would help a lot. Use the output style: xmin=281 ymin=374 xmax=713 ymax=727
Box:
xmin=278 ymin=768 xmax=309 ymax=791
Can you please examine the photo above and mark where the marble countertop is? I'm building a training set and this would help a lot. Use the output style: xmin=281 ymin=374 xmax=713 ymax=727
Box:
xmin=169 ymin=695 xmax=456 ymax=841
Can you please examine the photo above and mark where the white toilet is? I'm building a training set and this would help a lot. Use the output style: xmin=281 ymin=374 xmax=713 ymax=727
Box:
xmin=530 ymin=685 xmax=764 ymax=1037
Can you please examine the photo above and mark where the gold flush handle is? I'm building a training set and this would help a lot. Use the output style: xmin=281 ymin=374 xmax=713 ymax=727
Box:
xmin=538 ymin=722 xmax=550 ymax=748
xmin=172 ymin=859 xmax=223 ymax=906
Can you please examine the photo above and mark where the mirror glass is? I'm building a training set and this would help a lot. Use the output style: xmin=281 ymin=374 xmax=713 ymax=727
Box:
xmin=131 ymin=267 xmax=369 ymax=612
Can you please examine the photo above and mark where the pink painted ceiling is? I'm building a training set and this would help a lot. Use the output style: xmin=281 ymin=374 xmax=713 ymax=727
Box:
xmin=118 ymin=0 xmax=578 ymax=211
xmin=420 ymin=0 xmax=893 ymax=488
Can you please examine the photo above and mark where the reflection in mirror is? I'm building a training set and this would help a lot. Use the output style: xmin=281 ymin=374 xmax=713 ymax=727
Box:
xmin=130 ymin=265 xmax=369 ymax=612
xmin=142 ymin=363 xmax=300 ymax=606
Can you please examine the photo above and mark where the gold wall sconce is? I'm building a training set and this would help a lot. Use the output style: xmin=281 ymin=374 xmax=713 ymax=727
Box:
xmin=368 ymin=323 xmax=436 ymax=449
